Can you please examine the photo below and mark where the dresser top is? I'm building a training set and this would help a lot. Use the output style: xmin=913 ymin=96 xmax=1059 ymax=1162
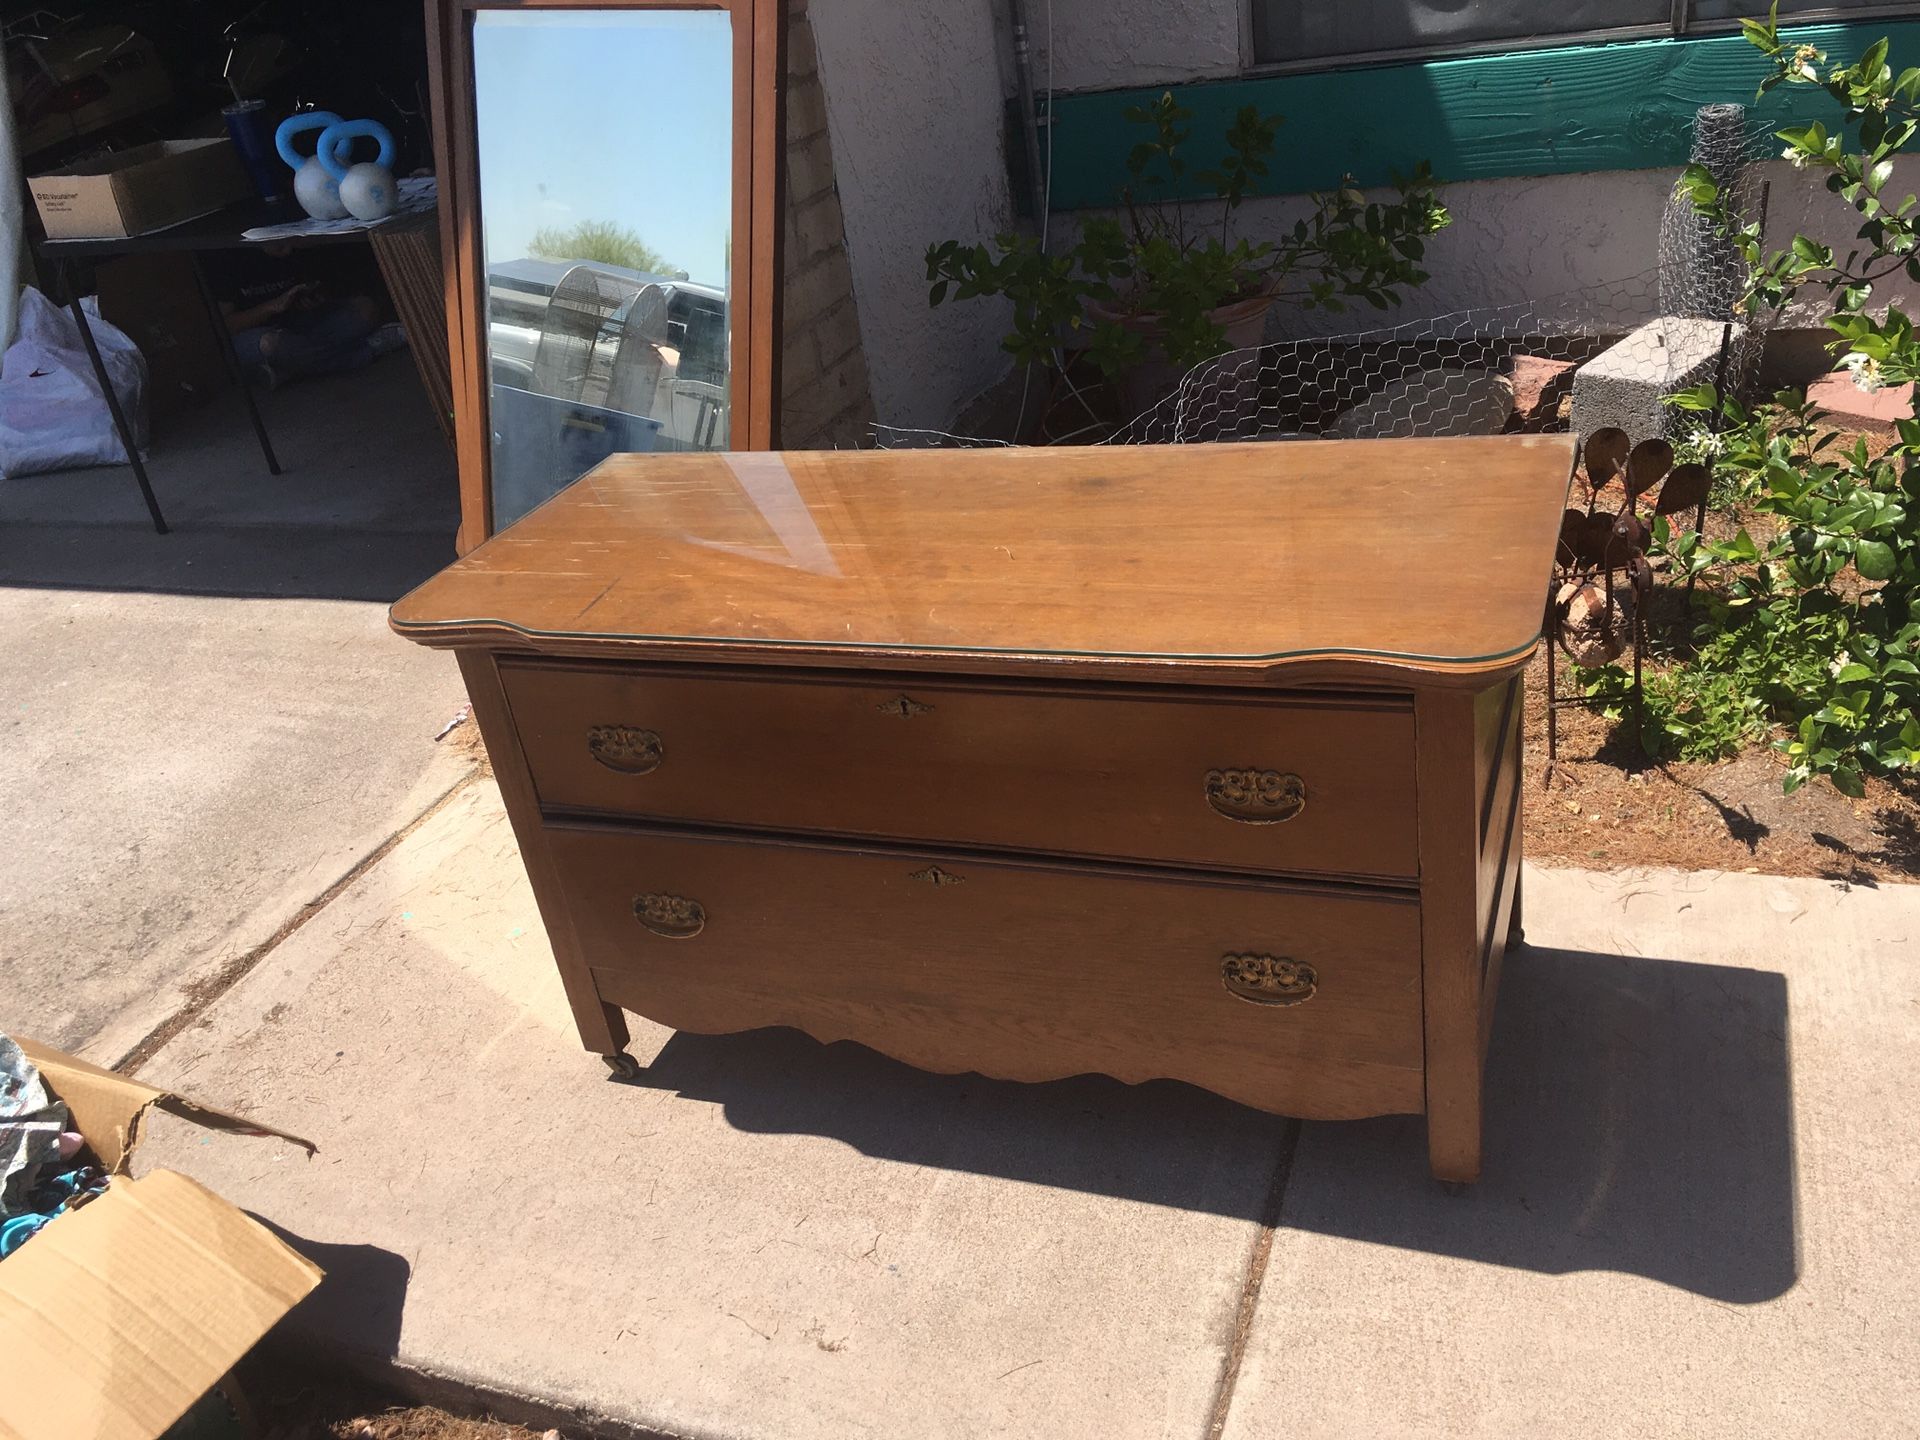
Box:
xmin=392 ymin=435 xmax=1574 ymax=684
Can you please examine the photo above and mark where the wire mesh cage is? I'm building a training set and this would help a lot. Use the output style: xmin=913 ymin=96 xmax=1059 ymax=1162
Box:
xmin=871 ymin=104 xmax=1781 ymax=457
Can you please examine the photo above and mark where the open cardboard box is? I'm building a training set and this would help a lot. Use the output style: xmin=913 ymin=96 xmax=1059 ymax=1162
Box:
xmin=0 ymin=1038 xmax=320 ymax=1440
xmin=29 ymin=138 xmax=248 ymax=240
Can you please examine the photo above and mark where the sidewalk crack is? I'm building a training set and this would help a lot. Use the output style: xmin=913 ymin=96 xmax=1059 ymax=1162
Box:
xmin=112 ymin=765 xmax=485 ymax=1074
xmin=1205 ymin=1117 xmax=1301 ymax=1440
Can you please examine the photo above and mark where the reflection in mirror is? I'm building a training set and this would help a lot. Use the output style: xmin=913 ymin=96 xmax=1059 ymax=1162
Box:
xmin=473 ymin=9 xmax=732 ymax=528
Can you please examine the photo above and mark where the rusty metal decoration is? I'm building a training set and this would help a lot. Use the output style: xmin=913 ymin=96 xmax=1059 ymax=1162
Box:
xmin=1545 ymin=427 xmax=1711 ymax=761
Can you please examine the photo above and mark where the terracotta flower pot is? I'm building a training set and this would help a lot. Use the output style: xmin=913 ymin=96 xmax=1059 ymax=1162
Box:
xmin=1083 ymin=289 xmax=1278 ymax=419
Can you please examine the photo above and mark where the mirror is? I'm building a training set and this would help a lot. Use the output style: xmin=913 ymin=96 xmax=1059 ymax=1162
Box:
xmin=472 ymin=9 xmax=735 ymax=528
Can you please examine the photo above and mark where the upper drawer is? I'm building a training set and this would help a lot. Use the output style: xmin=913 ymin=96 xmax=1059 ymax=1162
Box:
xmin=499 ymin=661 xmax=1418 ymax=880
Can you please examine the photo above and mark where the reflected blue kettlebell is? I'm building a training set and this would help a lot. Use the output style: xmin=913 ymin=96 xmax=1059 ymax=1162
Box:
xmin=275 ymin=110 xmax=348 ymax=219
xmin=319 ymin=119 xmax=398 ymax=223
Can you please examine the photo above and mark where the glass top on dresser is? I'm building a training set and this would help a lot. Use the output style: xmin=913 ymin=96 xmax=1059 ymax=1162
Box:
xmin=392 ymin=437 xmax=1575 ymax=673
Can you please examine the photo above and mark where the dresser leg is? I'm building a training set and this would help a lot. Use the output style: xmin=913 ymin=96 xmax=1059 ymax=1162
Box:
xmin=1506 ymin=863 xmax=1525 ymax=949
xmin=1415 ymin=686 xmax=1494 ymax=1187
xmin=583 ymin=1000 xmax=631 ymax=1057
xmin=1428 ymin=1117 xmax=1483 ymax=1185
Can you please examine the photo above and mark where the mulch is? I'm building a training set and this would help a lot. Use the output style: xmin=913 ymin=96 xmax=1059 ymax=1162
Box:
xmin=1522 ymin=643 xmax=1920 ymax=882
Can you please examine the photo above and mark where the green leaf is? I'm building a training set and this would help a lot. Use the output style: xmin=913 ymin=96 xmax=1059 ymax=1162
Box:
xmin=1856 ymin=539 xmax=1898 ymax=580
xmin=1831 ymin=765 xmax=1867 ymax=798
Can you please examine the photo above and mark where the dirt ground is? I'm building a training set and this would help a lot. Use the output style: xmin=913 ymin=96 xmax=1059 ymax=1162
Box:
xmin=1522 ymin=643 xmax=1920 ymax=882
xmin=242 ymin=1367 xmax=573 ymax=1440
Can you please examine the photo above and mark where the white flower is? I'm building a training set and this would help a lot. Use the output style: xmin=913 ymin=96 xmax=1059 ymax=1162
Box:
xmin=1693 ymin=428 xmax=1725 ymax=457
xmin=1829 ymin=650 xmax=1853 ymax=677
xmin=1843 ymin=352 xmax=1887 ymax=392
xmin=1781 ymin=145 xmax=1812 ymax=169
xmin=1790 ymin=45 xmax=1823 ymax=82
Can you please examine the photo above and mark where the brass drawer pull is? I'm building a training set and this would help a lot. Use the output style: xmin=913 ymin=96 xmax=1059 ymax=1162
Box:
xmin=634 ymin=892 xmax=705 ymax=938
xmin=1205 ymin=768 xmax=1305 ymax=824
xmin=588 ymin=725 xmax=664 ymax=775
xmin=877 ymin=695 xmax=934 ymax=717
xmin=1221 ymin=954 xmax=1317 ymax=1006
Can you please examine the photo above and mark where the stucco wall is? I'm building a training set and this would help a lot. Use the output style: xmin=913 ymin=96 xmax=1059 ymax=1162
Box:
xmin=1209 ymin=158 xmax=1920 ymax=344
xmin=1041 ymin=0 xmax=1241 ymax=90
xmin=808 ymin=0 xmax=1919 ymax=431
xmin=807 ymin=1 xmax=1015 ymax=433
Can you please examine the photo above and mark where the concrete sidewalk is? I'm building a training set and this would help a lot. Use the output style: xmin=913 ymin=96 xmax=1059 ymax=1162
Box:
xmin=137 ymin=778 xmax=1920 ymax=1439
xmin=2 ymin=361 xmax=468 ymax=1060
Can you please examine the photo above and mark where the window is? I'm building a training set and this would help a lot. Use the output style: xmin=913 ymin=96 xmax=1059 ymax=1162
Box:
xmin=1251 ymin=2 xmax=1915 ymax=71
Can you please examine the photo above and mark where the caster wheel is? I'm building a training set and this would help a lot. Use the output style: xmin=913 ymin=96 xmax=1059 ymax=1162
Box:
xmin=601 ymin=1052 xmax=642 ymax=1080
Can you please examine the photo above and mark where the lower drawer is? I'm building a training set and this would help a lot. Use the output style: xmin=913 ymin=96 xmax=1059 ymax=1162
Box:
xmin=548 ymin=823 xmax=1426 ymax=1121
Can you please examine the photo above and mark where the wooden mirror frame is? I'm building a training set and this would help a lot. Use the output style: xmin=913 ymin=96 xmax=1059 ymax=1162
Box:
xmin=425 ymin=0 xmax=785 ymax=552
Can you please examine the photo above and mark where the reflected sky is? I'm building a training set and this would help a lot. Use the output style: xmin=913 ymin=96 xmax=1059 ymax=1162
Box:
xmin=473 ymin=11 xmax=732 ymax=289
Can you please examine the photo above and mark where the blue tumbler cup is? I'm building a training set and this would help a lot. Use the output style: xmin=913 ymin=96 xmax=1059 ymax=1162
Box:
xmin=223 ymin=99 xmax=282 ymax=201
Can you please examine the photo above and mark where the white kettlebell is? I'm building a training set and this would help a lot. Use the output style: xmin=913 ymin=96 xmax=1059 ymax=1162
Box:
xmin=274 ymin=110 xmax=348 ymax=220
xmin=319 ymin=119 xmax=398 ymax=223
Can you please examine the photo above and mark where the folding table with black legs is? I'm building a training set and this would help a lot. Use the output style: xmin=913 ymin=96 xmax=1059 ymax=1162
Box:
xmin=35 ymin=197 xmax=404 ymax=535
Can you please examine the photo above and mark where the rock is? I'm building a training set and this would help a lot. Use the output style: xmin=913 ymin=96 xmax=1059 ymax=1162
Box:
xmin=1506 ymin=355 xmax=1578 ymax=431
xmin=1806 ymin=369 xmax=1914 ymax=431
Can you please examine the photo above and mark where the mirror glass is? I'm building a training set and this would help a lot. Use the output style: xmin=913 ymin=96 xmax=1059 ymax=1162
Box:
xmin=473 ymin=9 xmax=733 ymax=528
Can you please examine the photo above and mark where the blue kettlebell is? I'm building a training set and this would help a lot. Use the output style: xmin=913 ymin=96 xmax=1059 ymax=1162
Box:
xmin=275 ymin=110 xmax=348 ymax=219
xmin=318 ymin=118 xmax=398 ymax=222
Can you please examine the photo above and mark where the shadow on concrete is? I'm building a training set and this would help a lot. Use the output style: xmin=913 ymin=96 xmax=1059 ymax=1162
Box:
xmin=622 ymin=943 xmax=1794 ymax=1303
xmin=0 ymin=359 xmax=457 ymax=603
xmin=253 ymin=1217 xmax=412 ymax=1360
xmin=1283 ymin=944 xmax=1796 ymax=1304
xmin=624 ymin=1029 xmax=1294 ymax=1225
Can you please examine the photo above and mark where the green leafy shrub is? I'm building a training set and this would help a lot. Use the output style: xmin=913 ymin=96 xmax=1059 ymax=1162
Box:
xmin=925 ymin=93 xmax=1449 ymax=380
xmin=1644 ymin=387 xmax=1920 ymax=794
xmin=1655 ymin=7 xmax=1920 ymax=794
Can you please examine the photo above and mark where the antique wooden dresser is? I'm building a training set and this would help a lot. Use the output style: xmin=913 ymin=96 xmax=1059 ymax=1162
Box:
xmin=392 ymin=435 xmax=1573 ymax=1181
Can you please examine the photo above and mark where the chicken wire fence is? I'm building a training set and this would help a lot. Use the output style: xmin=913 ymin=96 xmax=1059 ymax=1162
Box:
xmin=870 ymin=103 xmax=1784 ymax=453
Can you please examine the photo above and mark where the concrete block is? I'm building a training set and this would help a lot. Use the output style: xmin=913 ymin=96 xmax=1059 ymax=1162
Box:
xmin=787 ymin=130 xmax=836 ymax=206
xmin=1569 ymin=315 xmax=1743 ymax=443
xmin=793 ymin=192 xmax=848 ymax=264
xmin=811 ymin=297 xmax=865 ymax=370
xmin=786 ymin=71 xmax=829 ymax=145
xmin=786 ymin=9 xmax=819 ymax=82
xmin=1223 ymin=865 xmax=1920 ymax=1440
xmin=138 ymin=782 xmax=1284 ymax=1440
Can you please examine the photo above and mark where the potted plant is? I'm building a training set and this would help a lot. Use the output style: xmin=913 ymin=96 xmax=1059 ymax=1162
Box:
xmin=926 ymin=92 xmax=1451 ymax=421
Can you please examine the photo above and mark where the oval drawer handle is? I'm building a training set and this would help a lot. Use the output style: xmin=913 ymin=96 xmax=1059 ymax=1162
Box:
xmin=634 ymin=892 xmax=705 ymax=938
xmin=1221 ymin=954 xmax=1317 ymax=1007
xmin=1205 ymin=768 xmax=1305 ymax=824
xmin=588 ymin=725 xmax=664 ymax=775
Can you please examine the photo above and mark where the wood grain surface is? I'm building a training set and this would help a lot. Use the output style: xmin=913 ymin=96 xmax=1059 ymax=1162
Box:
xmin=392 ymin=435 xmax=1575 ymax=684
xmin=551 ymin=821 xmax=1428 ymax=1120
xmin=502 ymin=658 xmax=1421 ymax=880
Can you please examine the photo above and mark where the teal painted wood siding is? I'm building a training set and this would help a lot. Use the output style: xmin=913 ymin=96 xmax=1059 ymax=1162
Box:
xmin=1043 ymin=20 xmax=1920 ymax=209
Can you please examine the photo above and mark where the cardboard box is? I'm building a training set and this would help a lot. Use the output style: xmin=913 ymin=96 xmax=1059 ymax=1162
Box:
xmin=29 ymin=139 xmax=248 ymax=240
xmin=0 ymin=1038 xmax=320 ymax=1440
